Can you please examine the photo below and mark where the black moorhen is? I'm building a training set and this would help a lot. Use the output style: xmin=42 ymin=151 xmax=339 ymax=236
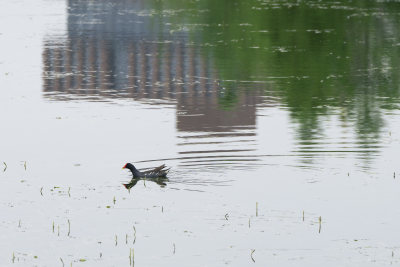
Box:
xmin=122 ymin=163 xmax=170 ymax=178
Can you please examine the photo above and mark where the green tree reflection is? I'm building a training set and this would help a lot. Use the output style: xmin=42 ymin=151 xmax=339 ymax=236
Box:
xmin=150 ymin=0 xmax=400 ymax=147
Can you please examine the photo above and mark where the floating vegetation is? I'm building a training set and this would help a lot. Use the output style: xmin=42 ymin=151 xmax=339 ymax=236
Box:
xmin=302 ymin=210 xmax=305 ymax=221
xmin=3 ymin=162 xmax=7 ymax=172
xmin=79 ymin=259 xmax=86 ymax=262
xmin=12 ymin=252 xmax=15 ymax=263
xmin=24 ymin=161 xmax=26 ymax=170
xmin=113 ymin=196 xmax=116 ymax=204
xmin=250 ymin=249 xmax=255 ymax=262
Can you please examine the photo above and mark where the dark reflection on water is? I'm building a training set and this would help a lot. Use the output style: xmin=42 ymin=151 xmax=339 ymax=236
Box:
xmin=123 ymin=177 xmax=168 ymax=190
xmin=42 ymin=0 xmax=400 ymax=169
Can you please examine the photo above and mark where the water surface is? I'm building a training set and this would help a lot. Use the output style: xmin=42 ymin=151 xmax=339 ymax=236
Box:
xmin=1 ymin=0 xmax=400 ymax=266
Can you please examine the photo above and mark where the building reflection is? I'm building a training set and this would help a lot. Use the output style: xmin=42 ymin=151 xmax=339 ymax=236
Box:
xmin=42 ymin=0 xmax=263 ymax=134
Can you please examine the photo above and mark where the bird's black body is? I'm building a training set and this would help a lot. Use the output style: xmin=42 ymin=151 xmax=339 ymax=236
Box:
xmin=123 ymin=163 xmax=170 ymax=178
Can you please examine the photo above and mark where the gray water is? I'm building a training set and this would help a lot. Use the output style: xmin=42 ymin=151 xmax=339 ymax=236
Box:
xmin=1 ymin=0 xmax=400 ymax=266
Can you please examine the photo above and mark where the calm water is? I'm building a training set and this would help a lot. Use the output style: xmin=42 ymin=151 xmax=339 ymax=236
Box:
xmin=1 ymin=0 xmax=400 ymax=266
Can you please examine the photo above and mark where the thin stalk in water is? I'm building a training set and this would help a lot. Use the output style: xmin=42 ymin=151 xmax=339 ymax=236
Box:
xmin=133 ymin=225 xmax=136 ymax=244
xmin=256 ymin=202 xmax=258 ymax=217
xmin=251 ymin=249 xmax=255 ymax=262
xmin=318 ymin=216 xmax=322 ymax=233
xmin=131 ymin=248 xmax=135 ymax=267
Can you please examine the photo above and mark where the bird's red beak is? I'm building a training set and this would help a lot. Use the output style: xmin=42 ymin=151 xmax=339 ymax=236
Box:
xmin=122 ymin=163 xmax=127 ymax=169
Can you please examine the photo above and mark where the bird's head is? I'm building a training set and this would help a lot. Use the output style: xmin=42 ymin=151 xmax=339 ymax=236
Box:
xmin=122 ymin=163 xmax=134 ymax=169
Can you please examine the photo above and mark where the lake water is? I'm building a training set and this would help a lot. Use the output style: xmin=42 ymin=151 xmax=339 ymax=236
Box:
xmin=1 ymin=0 xmax=400 ymax=266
